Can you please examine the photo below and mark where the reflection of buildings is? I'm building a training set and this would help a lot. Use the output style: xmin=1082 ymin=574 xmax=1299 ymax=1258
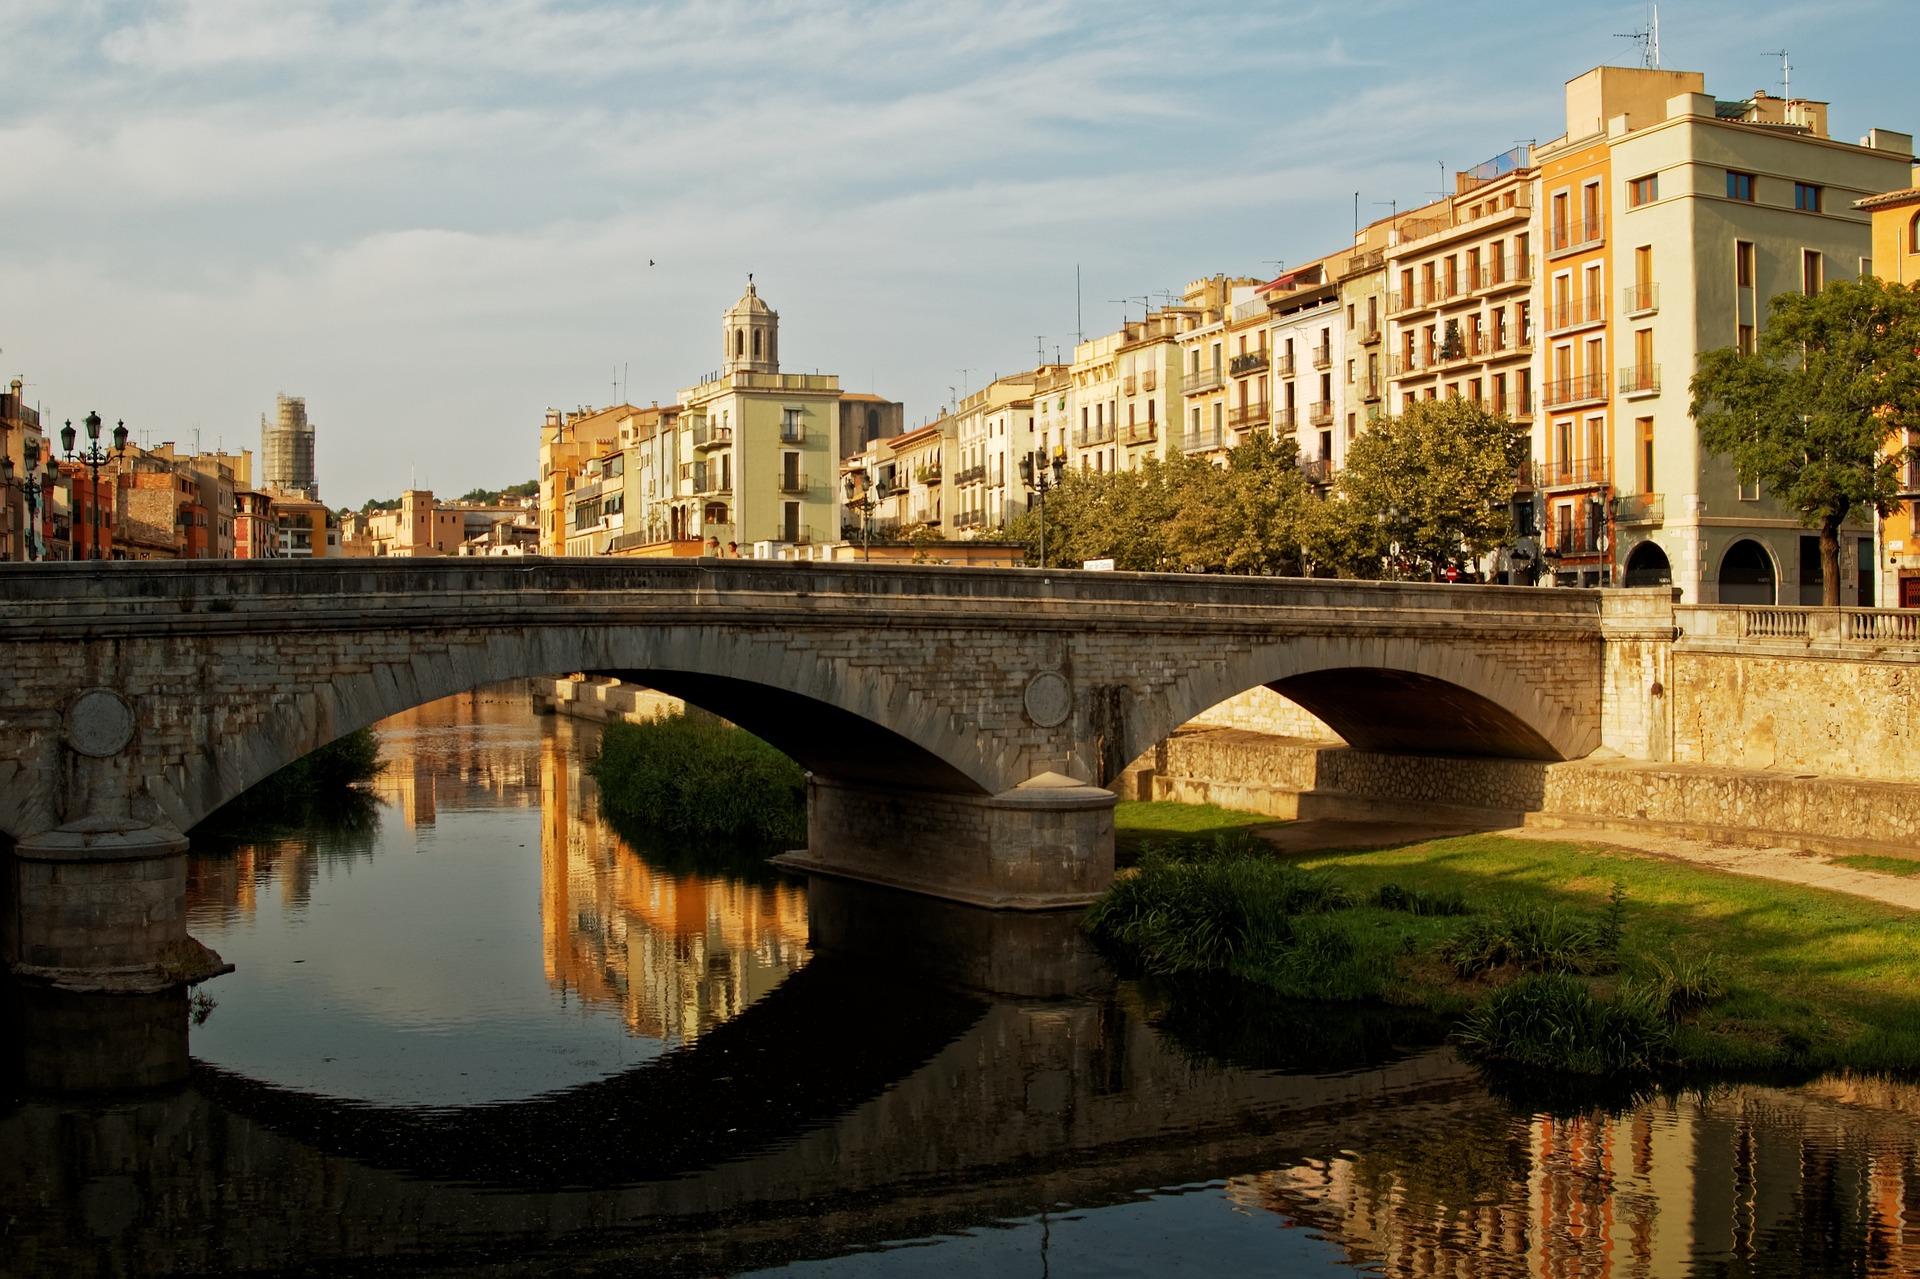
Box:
xmin=1233 ymin=1083 xmax=1920 ymax=1277
xmin=539 ymin=718 xmax=810 ymax=1044
xmin=369 ymin=685 xmax=544 ymax=828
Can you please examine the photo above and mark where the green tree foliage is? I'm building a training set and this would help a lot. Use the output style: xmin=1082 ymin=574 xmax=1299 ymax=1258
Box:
xmin=591 ymin=713 xmax=806 ymax=844
xmin=1004 ymin=439 xmax=1308 ymax=572
xmin=1690 ymin=278 xmax=1920 ymax=605
xmin=1326 ymin=397 xmax=1528 ymax=580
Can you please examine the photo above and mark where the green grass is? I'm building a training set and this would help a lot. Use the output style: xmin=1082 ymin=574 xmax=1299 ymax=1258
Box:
xmin=1831 ymin=854 xmax=1920 ymax=877
xmin=1298 ymin=833 xmax=1920 ymax=1075
xmin=1113 ymin=799 xmax=1275 ymax=865
xmin=1092 ymin=803 xmax=1920 ymax=1079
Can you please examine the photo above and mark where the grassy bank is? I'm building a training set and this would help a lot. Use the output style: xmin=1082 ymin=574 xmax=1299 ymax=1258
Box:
xmin=592 ymin=714 xmax=805 ymax=845
xmin=1098 ymin=805 xmax=1920 ymax=1079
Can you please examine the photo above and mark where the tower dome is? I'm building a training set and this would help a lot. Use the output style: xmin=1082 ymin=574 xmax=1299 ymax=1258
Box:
xmin=722 ymin=275 xmax=779 ymax=375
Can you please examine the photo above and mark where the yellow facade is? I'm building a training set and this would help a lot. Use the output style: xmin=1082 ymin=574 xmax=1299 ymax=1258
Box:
xmin=539 ymin=404 xmax=628 ymax=555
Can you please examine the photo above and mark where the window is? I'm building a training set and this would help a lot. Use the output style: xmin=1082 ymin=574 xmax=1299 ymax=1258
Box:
xmin=1628 ymin=174 xmax=1658 ymax=207
xmin=1794 ymin=183 xmax=1823 ymax=213
xmin=1803 ymin=250 xmax=1824 ymax=295
xmin=1738 ymin=477 xmax=1761 ymax=501
xmin=1911 ymin=212 xmax=1920 ymax=254
xmin=1637 ymin=417 xmax=1655 ymax=492
xmin=1735 ymin=240 xmax=1755 ymax=288
xmin=1737 ymin=323 xmax=1755 ymax=355
xmin=1726 ymin=170 xmax=1756 ymax=201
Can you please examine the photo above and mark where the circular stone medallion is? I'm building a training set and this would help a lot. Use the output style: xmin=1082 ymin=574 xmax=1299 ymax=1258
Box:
xmin=1023 ymin=671 xmax=1073 ymax=728
xmin=65 ymin=688 xmax=136 ymax=758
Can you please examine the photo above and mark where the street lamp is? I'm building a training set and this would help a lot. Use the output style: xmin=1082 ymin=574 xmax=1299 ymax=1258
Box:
xmin=0 ymin=452 xmax=13 ymax=562
xmin=1018 ymin=448 xmax=1065 ymax=568
xmin=62 ymin=411 xmax=128 ymax=561
xmin=841 ymin=470 xmax=873 ymax=562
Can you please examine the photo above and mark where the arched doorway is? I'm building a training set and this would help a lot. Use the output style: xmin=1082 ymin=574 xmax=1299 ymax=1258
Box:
xmin=1717 ymin=538 xmax=1776 ymax=605
xmin=1622 ymin=540 xmax=1672 ymax=589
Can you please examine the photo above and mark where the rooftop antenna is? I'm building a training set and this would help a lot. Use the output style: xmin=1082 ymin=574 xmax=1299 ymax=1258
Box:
xmin=1353 ymin=191 xmax=1360 ymax=236
xmin=1616 ymin=6 xmax=1660 ymax=69
xmin=1430 ymin=160 xmax=1448 ymax=201
xmin=1075 ymin=263 xmax=1084 ymax=346
xmin=1763 ymin=47 xmax=1791 ymax=99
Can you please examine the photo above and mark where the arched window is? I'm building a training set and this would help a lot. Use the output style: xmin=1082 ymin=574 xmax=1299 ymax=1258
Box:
xmin=734 ymin=329 xmax=744 ymax=357
xmin=1910 ymin=210 xmax=1920 ymax=254
xmin=753 ymin=329 xmax=763 ymax=359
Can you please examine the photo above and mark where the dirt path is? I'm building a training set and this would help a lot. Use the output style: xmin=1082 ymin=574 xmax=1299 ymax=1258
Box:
xmin=1257 ymin=818 xmax=1920 ymax=912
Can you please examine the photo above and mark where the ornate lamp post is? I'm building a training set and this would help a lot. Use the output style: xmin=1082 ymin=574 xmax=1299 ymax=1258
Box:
xmin=0 ymin=451 xmax=13 ymax=562
xmin=1018 ymin=448 xmax=1065 ymax=568
xmin=841 ymin=470 xmax=873 ymax=562
xmin=61 ymin=411 xmax=128 ymax=561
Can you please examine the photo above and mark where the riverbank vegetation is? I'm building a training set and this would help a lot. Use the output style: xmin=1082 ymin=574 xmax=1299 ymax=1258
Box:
xmin=591 ymin=714 xmax=806 ymax=845
xmin=1094 ymin=810 xmax=1920 ymax=1080
xmin=194 ymin=728 xmax=385 ymax=839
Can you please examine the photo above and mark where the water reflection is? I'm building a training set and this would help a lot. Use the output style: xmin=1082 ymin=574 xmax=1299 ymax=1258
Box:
xmin=8 ymin=690 xmax=1920 ymax=1277
xmin=180 ymin=685 xmax=811 ymax=1106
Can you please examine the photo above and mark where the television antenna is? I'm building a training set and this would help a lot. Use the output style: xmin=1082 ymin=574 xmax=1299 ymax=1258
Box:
xmin=1615 ymin=5 xmax=1661 ymax=68
xmin=1763 ymin=47 xmax=1791 ymax=99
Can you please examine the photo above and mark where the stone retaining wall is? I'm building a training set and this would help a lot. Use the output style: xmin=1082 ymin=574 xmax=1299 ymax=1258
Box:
xmin=530 ymin=676 xmax=689 ymax=726
xmin=1139 ymin=727 xmax=1920 ymax=858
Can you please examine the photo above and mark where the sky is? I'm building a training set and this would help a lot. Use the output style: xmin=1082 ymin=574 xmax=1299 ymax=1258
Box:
xmin=4 ymin=0 xmax=1916 ymax=507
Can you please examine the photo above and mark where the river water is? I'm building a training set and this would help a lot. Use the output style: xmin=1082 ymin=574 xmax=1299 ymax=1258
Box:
xmin=6 ymin=690 xmax=1920 ymax=1277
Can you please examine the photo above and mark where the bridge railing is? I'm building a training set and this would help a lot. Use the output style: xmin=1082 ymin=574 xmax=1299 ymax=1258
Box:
xmin=1678 ymin=604 xmax=1920 ymax=648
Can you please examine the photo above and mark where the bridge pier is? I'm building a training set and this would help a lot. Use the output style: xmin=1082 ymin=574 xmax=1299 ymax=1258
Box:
xmin=776 ymin=774 xmax=1116 ymax=910
xmin=4 ymin=823 xmax=228 ymax=995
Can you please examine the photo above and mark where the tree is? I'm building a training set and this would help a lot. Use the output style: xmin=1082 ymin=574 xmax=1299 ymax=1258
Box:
xmin=1691 ymin=278 xmax=1920 ymax=605
xmin=1325 ymin=398 xmax=1527 ymax=579
xmin=1164 ymin=432 xmax=1311 ymax=574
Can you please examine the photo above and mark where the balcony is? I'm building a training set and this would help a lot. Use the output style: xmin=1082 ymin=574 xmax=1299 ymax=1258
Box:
xmin=1613 ymin=492 xmax=1664 ymax=526
xmin=1548 ymin=217 xmax=1604 ymax=257
xmin=1272 ymin=407 xmax=1297 ymax=431
xmin=1346 ymin=247 xmax=1385 ymax=275
xmin=1356 ymin=322 xmax=1381 ymax=345
xmin=1184 ymin=366 xmax=1224 ymax=395
xmin=1546 ymin=296 xmax=1607 ymax=335
xmin=1274 ymin=353 xmax=1296 ymax=377
xmin=1298 ymin=457 xmax=1334 ymax=486
xmin=1511 ymin=460 xmax=1537 ymax=492
xmin=1387 ymin=289 xmax=1426 ymax=316
xmin=1388 ymin=352 xmax=1426 ymax=378
xmin=955 ymin=464 xmax=986 ymax=486
xmin=1624 ymin=282 xmax=1659 ymax=316
xmin=1228 ymin=402 xmax=1268 ymax=430
xmin=1311 ymin=343 xmax=1332 ymax=369
xmin=1537 ymin=456 xmax=1608 ymax=489
xmin=1308 ymin=402 xmax=1334 ymax=428
xmin=1183 ymin=426 xmax=1229 ymax=453
xmin=1361 ymin=377 xmax=1382 ymax=403
xmin=1544 ymin=519 xmax=1607 ymax=557
xmin=779 ymin=421 xmax=805 ymax=444
xmin=1541 ymin=373 xmax=1607 ymax=410
xmin=694 ymin=473 xmax=732 ymax=497
xmin=691 ymin=420 xmax=732 ymax=451
xmin=1228 ymin=350 xmax=1268 ymax=377
xmin=1618 ymin=364 xmax=1661 ymax=398
xmin=1124 ymin=422 xmax=1159 ymax=445
xmin=1142 ymin=370 xmax=1158 ymax=392
xmin=778 ymin=472 xmax=810 ymax=495
xmin=1122 ymin=375 xmax=1136 ymax=394
xmin=1472 ymin=254 xmax=1533 ymax=294
xmin=1074 ymin=424 xmax=1117 ymax=449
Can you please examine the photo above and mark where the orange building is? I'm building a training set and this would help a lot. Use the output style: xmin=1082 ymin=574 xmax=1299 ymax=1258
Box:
xmin=1860 ymin=172 xmax=1920 ymax=606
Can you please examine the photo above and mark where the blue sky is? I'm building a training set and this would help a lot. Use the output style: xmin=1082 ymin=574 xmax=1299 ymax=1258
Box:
xmin=4 ymin=0 xmax=1914 ymax=505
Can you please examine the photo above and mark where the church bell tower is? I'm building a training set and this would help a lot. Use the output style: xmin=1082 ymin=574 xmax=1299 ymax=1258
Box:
xmin=723 ymin=275 xmax=779 ymax=376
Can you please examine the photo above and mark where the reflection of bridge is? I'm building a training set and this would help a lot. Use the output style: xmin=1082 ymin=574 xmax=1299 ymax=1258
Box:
xmin=0 ymin=888 xmax=1485 ymax=1275
xmin=1 ymin=559 xmax=1652 ymax=992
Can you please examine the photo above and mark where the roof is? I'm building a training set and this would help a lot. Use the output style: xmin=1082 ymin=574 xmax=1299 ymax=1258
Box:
xmin=884 ymin=421 xmax=943 ymax=453
xmin=1856 ymin=185 xmax=1920 ymax=212
xmin=726 ymin=279 xmax=776 ymax=317
xmin=838 ymin=392 xmax=894 ymax=403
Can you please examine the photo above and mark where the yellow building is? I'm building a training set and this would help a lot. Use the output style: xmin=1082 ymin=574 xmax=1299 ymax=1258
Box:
xmin=268 ymin=493 xmax=337 ymax=558
xmin=539 ymin=403 xmax=629 ymax=555
xmin=1176 ymin=275 xmax=1255 ymax=462
xmin=953 ymin=371 xmax=1044 ymax=533
xmin=1860 ymin=171 xmax=1920 ymax=606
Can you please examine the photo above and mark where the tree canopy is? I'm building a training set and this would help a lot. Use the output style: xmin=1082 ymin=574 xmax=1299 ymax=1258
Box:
xmin=1690 ymin=278 xmax=1920 ymax=605
xmin=1322 ymin=397 xmax=1527 ymax=580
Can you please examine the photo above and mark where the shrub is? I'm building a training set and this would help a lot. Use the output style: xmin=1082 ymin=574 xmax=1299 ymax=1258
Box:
xmin=1637 ymin=950 xmax=1728 ymax=1020
xmin=1373 ymin=882 xmax=1469 ymax=917
xmin=1442 ymin=902 xmax=1616 ymax=979
xmin=1454 ymin=973 xmax=1673 ymax=1076
xmin=592 ymin=713 xmax=806 ymax=845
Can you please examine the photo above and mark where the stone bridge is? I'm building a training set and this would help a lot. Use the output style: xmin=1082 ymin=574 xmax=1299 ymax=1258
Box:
xmin=0 ymin=558 xmax=1657 ymax=992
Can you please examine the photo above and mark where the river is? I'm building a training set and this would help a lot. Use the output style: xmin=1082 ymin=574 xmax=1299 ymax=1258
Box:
xmin=4 ymin=689 xmax=1919 ymax=1277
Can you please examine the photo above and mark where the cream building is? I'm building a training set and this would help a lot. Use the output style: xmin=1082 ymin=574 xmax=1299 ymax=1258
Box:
xmin=1176 ymin=275 xmax=1253 ymax=462
xmin=953 ymin=371 xmax=1043 ymax=534
xmin=1582 ymin=71 xmax=1911 ymax=603
xmin=1263 ymin=258 xmax=1345 ymax=482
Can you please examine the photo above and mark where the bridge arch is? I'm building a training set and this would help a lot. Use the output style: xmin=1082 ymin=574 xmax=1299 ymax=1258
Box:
xmin=1131 ymin=633 xmax=1595 ymax=767
xmin=155 ymin=625 xmax=1000 ymax=836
